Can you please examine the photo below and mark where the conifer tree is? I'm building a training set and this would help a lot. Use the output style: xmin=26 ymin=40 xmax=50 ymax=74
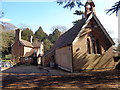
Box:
xmin=48 ymin=29 xmax=61 ymax=43
xmin=34 ymin=26 xmax=48 ymax=41
xmin=21 ymin=28 xmax=34 ymax=41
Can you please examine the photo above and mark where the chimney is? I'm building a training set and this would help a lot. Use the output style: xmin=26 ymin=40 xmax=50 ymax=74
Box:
xmin=15 ymin=29 xmax=21 ymax=41
xmin=29 ymin=35 xmax=33 ymax=43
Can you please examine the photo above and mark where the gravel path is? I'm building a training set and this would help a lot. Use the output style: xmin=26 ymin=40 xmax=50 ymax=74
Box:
xmin=1 ymin=66 xmax=120 ymax=89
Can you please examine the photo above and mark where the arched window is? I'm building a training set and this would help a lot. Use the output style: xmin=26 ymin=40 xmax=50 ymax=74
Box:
xmin=92 ymin=39 xmax=96 ymax=54
xmin=87 ymin=33 xmax=102 ymax=54
xmin=90 ymin=33 xmax=96 ymax=54
xmin=87 ymin=39 xmax=91 ymax=54
xmin=96 ymin=39 xmax=101 ymax=54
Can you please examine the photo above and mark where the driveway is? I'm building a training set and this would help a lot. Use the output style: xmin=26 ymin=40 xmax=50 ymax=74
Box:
xmin=2 ymin=65 xmax=67 ymax=75
xmin=1 ymin=65 xmax=120 ymax=89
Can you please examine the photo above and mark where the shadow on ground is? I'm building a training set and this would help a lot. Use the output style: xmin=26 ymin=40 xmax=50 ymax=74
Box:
xmin=1 ymin=66 xmax=120 ymax=89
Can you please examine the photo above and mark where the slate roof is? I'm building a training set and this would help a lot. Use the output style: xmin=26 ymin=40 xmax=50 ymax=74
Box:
xmin=55 ymin=13 xmax=114 ymax=49
xmin=20 ymin=40 xmax=33 ymax=47
xmin=44 ymin=18 xmax=86 ymax=56
xmin=53 ymin=18 xmax=86 ymax=49
xmin=19 ymin=40 xmax=42 ymax=57
xmin=32 ymin=42 xmax=42 ymax=48
xmin=20 ymin=40 xmax=42 ymax=48
xmin=44 ymin=13 xmax=115 ymax=56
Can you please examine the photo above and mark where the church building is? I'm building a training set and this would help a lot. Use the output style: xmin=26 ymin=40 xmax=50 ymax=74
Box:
xmin=43 ymin=0 xmax=116 ymax=72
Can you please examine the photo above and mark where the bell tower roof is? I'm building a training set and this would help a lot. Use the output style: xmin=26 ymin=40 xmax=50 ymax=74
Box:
xmin=85 ymin=0 xmax=95 ymax=7
xmin=87 ymin=0 xmax=93 ymax=2
xmin=84 ymin=0 xmax=96 ymax=18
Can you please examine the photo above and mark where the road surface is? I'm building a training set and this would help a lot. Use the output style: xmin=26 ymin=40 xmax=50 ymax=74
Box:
xmin=1 ymin=65 xmax=120 ymax=89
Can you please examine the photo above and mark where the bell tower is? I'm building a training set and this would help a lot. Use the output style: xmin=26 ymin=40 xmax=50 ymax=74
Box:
xmin=85 ymin=0 xmax=96 ymax=18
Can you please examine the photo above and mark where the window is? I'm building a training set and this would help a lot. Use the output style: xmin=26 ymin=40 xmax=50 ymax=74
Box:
xmin=90 ymin=33 xmax=96 ymax=54
xmin=96 ymin=39 xmax=101 ymax=54
xmin=87 ymin=39 xmax=91 ymax=54
xmin=87 ymin=33 xmax=101 ymax=54
xmin=92 ymin=39 xmax=96 ymax=54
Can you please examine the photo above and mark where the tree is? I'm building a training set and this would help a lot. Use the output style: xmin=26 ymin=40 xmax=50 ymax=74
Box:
xmin=41 ymin=28 xmax=61 ymax=53
xmin=57 ymin=0 xmax=120 ymax=16
xmin=72 ymin=10 xmax=84 ymax=24
xmin=72 ymin=19 xmax=81 ymax=25
xmin=18 ymin=24 xmax=31 ymax=30
xmin=74 ymin=10 xmax=84 ymax=16
xmin=106 ymin=1 xmax=120 ymax=16
xmin=51 ymin=25 xmax=67 ymax=33
xmin=57 ymin=0 xmax=84 ymax=25
xmin=57 ymin=0 xmax=83 ymax=10
xmin=48 ymin=29 xmax=61 ymax=43
xmin=21 ymin=28 xmax=34 ymax=41
xmin=0 ymin=31 xmax=15 ymax=57
xmin=34 ymin=26 xmax=48 ymax=41
xmin=43 ymin=38 xmax=53 ymax=53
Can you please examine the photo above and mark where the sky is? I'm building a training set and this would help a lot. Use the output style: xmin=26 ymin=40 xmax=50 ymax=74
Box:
xmin=0 ymin=0 xmax=118 ymax=43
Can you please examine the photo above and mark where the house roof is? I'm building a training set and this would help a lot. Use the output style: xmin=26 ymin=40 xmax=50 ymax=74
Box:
xmin=43 ymin=18 xmax=86 ymax=57
xmin=55 ymin=13 xmax=115 ymax=49
xmin=53 ymin=18 xmax=86 ymax=49
xmin=44 ymin=13 xmax=115 ymax=56
xmin=32 ymin=42 xmax=42 ymax=48
xmin=20 ymin=39 xmax=42 ymax=48
xmin=20 ymin=41 xmax=42 ymax=57
xmin=20 ymin=39 xmax=33 ymax=47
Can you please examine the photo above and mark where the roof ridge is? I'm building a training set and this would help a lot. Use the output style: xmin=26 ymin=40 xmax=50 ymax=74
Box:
xmin=20 ymin=39 xmax=33 ymax=47
xmin=92 ymin=13 xmax=115 ymax=45
xmin=87 ymin=0 xmax=93 ymax=2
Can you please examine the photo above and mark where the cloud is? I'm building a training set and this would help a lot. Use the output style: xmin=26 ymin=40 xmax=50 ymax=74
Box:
xmin=0 ymin=18 xmax=11 ymax=22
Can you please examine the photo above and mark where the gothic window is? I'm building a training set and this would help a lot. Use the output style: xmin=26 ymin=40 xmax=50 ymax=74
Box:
xmin=92 ymin=39 xmax=96 ymax=54
xmin=87 ymin=33 xmax=101 ymax=54
xmin=96 ymin=39 xmax=101 ymax=54
xmin=87 ymin=39 xmax=91 ymax=54
xmin=90 ymin=33 xmax=96 ymax=54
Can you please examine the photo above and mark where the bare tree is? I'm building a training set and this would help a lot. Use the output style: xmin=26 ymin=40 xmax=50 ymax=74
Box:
xmin=51 ymin=25 xmax=67 ymax=33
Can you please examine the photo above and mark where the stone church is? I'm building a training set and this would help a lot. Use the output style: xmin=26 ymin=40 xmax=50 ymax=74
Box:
xmin=43 ymin=0 xmax=117 ymax=72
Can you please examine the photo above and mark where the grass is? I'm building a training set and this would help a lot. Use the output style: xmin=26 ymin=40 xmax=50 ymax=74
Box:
xmin=1 ymin=60 xmax=12 ymax=62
